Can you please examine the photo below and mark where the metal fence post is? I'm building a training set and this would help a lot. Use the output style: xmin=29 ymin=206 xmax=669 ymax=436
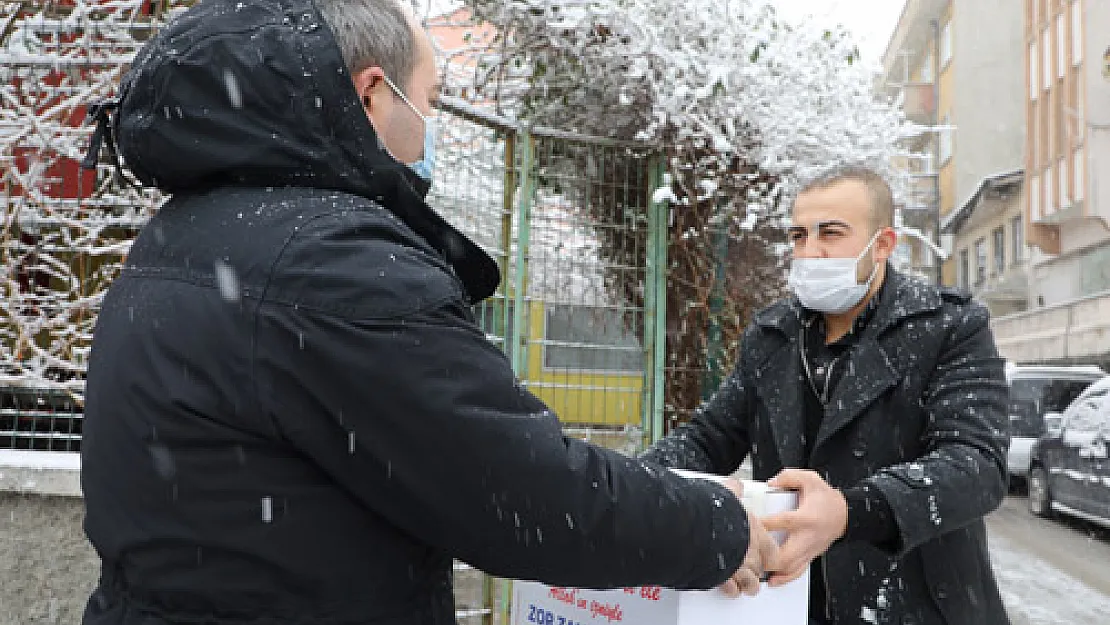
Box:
xmin=485 ymin=131 xmax=518 ymax=625
xmin=644 ymin=154 xmax=669 ymax=444
xmin=509 ymin=133 xmax=535 ymax=377
xmin=500 ymin=132 xmax=535 ymax=625
xmin=499 ymin=132 xmax=517 ymax=348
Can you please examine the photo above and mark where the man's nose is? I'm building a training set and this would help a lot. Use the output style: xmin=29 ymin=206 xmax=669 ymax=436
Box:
xmin=792 ymin=242 xmax=825 ymax=259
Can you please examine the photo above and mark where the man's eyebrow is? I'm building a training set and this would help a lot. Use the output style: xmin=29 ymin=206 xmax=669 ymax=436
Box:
xmin=787 ymin=220 xmax=851 ymax=231
xmin=814 ymin=219 xmax=851 ymax=229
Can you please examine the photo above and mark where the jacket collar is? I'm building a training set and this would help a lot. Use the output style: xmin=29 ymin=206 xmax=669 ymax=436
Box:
xmin=751 ymin=267 xmax=946 ymax=465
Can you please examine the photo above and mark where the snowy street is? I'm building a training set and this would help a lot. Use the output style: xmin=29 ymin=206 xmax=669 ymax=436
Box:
xmin=988 ymin=495 xmax=1110 ymax=625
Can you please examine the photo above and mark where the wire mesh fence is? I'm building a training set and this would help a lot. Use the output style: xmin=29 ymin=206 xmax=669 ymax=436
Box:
xmin=431 ymin=98 xmax=669 ymax=458
xmin=430 ymin=97 xmax=669 ymax=624
xmin=0 ymin=385 xmax=82 ymax=451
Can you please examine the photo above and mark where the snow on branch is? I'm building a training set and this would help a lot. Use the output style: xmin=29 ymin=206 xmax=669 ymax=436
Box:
xmin=449 ymin=0 xmax=919 ymax=423
xmin=1 ymin=0 xmax=178 ymax=399
xmin=456 ymin=0 xmax=916 ymax=211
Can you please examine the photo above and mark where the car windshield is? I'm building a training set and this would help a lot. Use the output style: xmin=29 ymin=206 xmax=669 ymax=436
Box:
xmin=1009 ymin=377 xmax=1096 ymax=438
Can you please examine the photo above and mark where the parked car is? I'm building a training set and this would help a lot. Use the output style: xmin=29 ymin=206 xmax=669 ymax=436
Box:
xmin=1028 ymin=375 xmax=1110 ymax=528
xmin=1005 ymin=363 xmax=1104 ymax=489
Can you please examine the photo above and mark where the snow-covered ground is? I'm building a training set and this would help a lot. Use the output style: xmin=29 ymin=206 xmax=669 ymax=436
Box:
xmin=988 ymin=496 xmax=1110 ymax=625
xmin=992 ymin=536 xmax=1110 ymax=625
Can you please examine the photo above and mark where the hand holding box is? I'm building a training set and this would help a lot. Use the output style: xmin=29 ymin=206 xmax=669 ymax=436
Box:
xmin=511 ymin=470 xmax=810 ymax=625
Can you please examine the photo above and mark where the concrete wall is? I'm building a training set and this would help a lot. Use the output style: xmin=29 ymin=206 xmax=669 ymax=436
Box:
xmin=0 ymin=491 xmax=97 ymax=625
xmin=937 ymin=2 xmax=957 ymax=285
xmin=951 ymin=0 xmax=1026 ymax=206
xmin=993 ymin=289 xmax=1110 ymax=366
xmin=927 ymin=0 xmax=1026 ymax=287
xmin=1030 ymin=218 xmax=1110 ymax=304
xmin=937 ymin=0 xmax=955 ymax=213
xmin=0 ymin=454 xmax=94 ymax=625
xmin=0 ymin=456 xmax=495 ymax=625
xmin=1029 ymin=247 xmax=1078 ymax=304
xmin=1084 ymin=0 xmax=1110 ymax=224
xmin=1020 ymin=1 xmax=1110 ymax=307
xmin=952 ymin=190 xmax=1030 ymax=317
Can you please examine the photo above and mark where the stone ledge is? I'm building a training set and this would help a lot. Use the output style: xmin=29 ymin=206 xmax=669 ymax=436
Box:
xmin=0 ymin=451 xmax=81 ymax=497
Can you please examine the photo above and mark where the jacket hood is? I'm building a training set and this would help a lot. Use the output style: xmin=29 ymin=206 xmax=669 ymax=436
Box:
xmin=109 ymin=0 xmax=499 ymax=301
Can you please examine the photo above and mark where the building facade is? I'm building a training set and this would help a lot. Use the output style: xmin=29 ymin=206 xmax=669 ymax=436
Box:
xmin=879 ymin=0 xmax=1026 ymax=285
xmin=1024 ymin=0 xmax=1110 ymax=305
xmin=940 ymin=170 xmax=1029 ymax=317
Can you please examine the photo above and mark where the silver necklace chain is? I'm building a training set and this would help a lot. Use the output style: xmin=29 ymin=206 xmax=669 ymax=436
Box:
xmin=800 ymin=318 xmax=847 ymax=405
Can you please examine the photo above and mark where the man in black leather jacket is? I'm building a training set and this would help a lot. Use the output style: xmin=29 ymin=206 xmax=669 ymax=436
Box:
xmin=643 ymin=168 xmax=1012 ymax=625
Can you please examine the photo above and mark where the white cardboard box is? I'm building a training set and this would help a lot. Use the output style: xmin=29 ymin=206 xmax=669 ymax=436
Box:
xmin=511 ymin=470 xmax=809 ymax=625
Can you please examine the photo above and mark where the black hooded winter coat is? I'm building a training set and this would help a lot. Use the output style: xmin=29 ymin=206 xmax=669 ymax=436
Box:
xmin=79 ymin=1 xmax=750 ymax=624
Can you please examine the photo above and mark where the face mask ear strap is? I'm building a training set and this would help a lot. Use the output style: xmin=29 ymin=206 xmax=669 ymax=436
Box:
xmin=850 ymin=229 xmax=891 ymax=289
xmin=863 ymin=255 xmax=882 ymax=284
xmin=382 ymin=75 xmax=427 ymax=123
xmin=856 ymin=229 xmax=884 ymax=262
xmin=895 ymin=226 xmax=950 ymax=261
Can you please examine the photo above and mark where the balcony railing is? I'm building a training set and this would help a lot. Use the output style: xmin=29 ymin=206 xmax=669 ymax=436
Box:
xmin=992 ymin=289 xmax=1110 ymax=365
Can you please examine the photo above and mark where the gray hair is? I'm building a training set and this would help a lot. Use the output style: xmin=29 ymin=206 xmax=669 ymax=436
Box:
xmin=315 ymin=0 xmax=418 ymax=91
xmin=798 ymin=165 xmax=895 ymax=231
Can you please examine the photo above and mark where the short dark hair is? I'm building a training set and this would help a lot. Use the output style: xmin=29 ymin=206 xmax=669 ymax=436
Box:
xmin=798 ymin=166 xmax=894 ymax=232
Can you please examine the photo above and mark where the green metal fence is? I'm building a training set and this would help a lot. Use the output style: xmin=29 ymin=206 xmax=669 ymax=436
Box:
xmin=431 ymin=98 xmax=669 ymax=455
xmin=428 ymin=98 xmax=671 ymax=624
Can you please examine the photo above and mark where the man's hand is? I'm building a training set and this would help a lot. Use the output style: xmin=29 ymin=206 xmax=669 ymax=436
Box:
xmin=717 ymin=478 xmax=780 ymax=598
xmin=761 ymin=469 xmax=848 ymax=587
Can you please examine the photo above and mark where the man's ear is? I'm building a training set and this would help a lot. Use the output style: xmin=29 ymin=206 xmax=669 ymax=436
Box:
xmin=874 ymin=227 xmax=898 ymax=262
xmin=352 ymin=66 xmax=388 ymax=110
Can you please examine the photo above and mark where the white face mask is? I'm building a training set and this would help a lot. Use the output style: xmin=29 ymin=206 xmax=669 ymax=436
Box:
xmin=788 ymin=231 xmax=882 ymax=314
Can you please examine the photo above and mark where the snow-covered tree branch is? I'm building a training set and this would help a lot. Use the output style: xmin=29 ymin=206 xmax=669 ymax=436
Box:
xmin=452 ymin=0 xmax=918 ymax=422
xmin=1 ymin=1 xmax=176 ymax=398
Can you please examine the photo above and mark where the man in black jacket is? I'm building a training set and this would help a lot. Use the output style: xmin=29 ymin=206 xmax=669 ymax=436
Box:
xmin=78 ymin=1 xmax=776 ymax=624
xmin=643 ymin=167 xmax=1012 ymax=625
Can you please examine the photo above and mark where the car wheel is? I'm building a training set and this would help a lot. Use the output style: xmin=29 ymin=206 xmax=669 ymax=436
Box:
xmin=1028 ymin=465 xmax=1054 ymax=518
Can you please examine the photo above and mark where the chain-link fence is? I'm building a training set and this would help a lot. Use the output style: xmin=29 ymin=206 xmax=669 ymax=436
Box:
xmin=431 ymin=98 xmax=671 ymax=452
xmin=430 ymin=96 xmax=670 ymax=625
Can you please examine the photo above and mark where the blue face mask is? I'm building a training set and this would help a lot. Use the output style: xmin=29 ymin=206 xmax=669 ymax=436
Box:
xmin=410 ymin=116 xmax=436 ymax=182
xmin=383 ymin=76 xmax=436 ymax=181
